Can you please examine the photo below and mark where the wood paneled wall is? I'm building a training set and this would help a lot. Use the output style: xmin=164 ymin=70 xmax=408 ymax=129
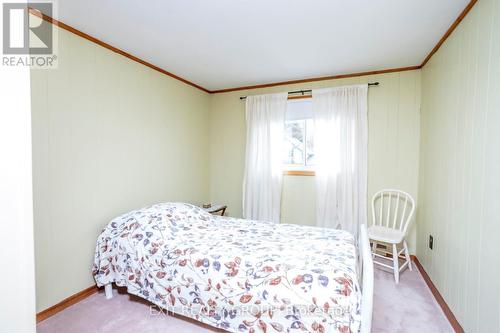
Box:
xmin=209 ymin=70 xmax=421 ymax=252
xmin=418 ymin=0 xmax=500 ymax=331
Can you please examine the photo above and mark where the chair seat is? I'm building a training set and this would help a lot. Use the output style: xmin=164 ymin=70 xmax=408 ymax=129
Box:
xmin=368 ymin=225 xmax=405 ymax=244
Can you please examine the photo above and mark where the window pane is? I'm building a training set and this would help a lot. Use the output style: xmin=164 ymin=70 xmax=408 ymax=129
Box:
xmin=286 ymin=99 xmax=313 ymax=121
xmin=284 ymin=120 xmax=305 ymax=165
xmin=305 ymin=119 xmax=315 ymax=165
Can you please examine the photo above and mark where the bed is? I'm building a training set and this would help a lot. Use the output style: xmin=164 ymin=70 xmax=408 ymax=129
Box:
xmin=93 ymin=203 xmax=373 ymax=333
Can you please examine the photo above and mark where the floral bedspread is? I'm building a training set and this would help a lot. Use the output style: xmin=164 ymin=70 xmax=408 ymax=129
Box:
xmin=93 ymin=203 xmax=361 ymax=333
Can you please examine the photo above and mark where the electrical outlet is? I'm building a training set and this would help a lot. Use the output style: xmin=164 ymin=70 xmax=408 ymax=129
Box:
xmin=429 ymin=235 xmax=434 ymax=250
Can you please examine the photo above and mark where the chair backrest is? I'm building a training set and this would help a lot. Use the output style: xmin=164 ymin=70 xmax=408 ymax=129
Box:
xmin=371 ymin=189 xmax=415 ymax=235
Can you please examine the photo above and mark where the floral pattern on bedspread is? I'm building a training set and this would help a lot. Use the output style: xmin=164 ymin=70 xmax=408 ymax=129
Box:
xmin=93 ymin=203 xmax=361 ymax=333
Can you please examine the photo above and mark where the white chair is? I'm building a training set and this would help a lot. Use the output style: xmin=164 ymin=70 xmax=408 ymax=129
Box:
xmin=368 ymin=189 xmax=415 ymax=283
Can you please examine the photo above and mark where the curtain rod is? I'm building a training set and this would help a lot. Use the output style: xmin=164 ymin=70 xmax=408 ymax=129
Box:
xmin=239 ymin=82 xmax=379 ymax=100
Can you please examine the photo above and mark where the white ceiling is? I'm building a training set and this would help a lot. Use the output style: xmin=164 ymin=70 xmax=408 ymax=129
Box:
xmin=50 ymin=0 xmax=469 ymax=91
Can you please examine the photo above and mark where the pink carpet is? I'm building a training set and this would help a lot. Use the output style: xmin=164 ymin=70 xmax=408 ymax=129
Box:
xmin=37 ymin=267 xmax=453 ymax=333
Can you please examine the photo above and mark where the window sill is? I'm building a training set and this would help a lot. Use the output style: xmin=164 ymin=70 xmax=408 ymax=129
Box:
xmin=284 ymin=170 xmax=315 ymax=176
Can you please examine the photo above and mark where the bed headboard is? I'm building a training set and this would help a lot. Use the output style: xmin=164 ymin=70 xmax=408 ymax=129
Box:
xmin=358 ymin=224 xmax=374 ymax=333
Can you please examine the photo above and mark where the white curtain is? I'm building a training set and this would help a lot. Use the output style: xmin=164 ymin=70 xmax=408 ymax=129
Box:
xmin=313 ymin=84 xmax=368 ymax=236
xmin=243 ymin=93 xmax=288 ymax=222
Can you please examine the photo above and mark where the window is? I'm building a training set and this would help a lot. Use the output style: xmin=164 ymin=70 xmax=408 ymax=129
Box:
xmin=283 ymin=99 xmax=315 ymax=172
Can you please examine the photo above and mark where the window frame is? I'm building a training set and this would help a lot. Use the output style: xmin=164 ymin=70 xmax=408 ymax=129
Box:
xmin=283 ymin=98 xmax=316 ymax=176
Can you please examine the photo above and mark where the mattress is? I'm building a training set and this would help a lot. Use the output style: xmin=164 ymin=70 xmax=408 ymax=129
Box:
xmin=93 ymin=203 xmax=361 ymax=333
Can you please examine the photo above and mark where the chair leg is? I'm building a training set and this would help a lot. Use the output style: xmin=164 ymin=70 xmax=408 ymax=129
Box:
xmin=392 ymin=244 xmax=399 ymax=283
xmin=404 ymin=240 xmax=412 ymax=271
xmin=371 ymin=241 xmax=378 ymax=258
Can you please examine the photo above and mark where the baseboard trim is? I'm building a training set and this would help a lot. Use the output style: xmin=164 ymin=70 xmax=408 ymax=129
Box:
xmin=36 ymin=285 xmax=99 ymax=323
xmin=36 ymin=257 xmax=464 ymax=332
xmin=412 ymin=256 xmax=465 ymax=333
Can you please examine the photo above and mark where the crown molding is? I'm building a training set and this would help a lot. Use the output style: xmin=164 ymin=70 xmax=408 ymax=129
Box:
xmin=420 ymin=0 xmax=478 ymax=67
xmin=210 ymin=66 xmax=421 ymax=94
xmin=29 ymin=0 xmax=478 ymax=95
xmin=210 ymin=0 xmax=478 ymax=94
xmin=28 ymin=8 xmax=211 ymax=93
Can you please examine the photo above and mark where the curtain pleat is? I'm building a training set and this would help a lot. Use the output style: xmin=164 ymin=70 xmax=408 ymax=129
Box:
xmin=243 ymin=93 xmax=288 ymax=222
xmin=312 ymin=84 xmax=368 ymax=236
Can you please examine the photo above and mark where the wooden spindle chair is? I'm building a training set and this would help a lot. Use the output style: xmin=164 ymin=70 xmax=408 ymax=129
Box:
xmin=368 ymin=189 xmax=415 ymax=283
